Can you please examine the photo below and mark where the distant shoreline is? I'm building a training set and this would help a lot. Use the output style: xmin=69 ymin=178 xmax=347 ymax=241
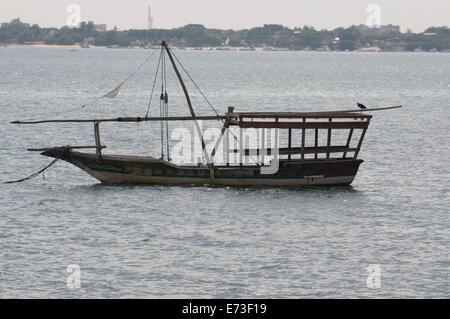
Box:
xmin=1 ymin=19 xmax=449 ymax=52
xmin=2 ymin=43 xmax=449 ymax=53
xmin=3 ymin=43 xmax=108 ymax=49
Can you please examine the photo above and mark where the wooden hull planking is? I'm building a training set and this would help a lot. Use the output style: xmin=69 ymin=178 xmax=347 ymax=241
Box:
xmin=41 ymin=149 xmax=362 ymax=186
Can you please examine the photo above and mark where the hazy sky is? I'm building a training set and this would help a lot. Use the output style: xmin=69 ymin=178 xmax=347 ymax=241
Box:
xmin=1 ymin=0 xmax=449 ymax=32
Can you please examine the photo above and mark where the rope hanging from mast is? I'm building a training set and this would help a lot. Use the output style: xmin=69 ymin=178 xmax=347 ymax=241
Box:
xmin=167 ymin=46 xmax=223 ymax=122
xmin=163 ymin=51 xmax=170 ymax=161
xmin=164 ymin=46 xmax=260 ymax=165
xmin=156 ymin=42 xmax=254 ymax=166
xmin=159 ymin=50 xmax=165 ymax=160
xmin=82 ymin=48 xmax=158 ymax=108
xmin=16 ymin=49 xmax=159 ymax=123
xmin=145 ymin=47 xmax=163 ymax=119
xmin=161 ymin=41 xmax=212 ymax=165
xmin=147 ymin=46 xmax=172 ymax=161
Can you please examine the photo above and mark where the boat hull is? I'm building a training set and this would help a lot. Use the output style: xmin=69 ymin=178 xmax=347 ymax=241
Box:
xmin=42 ymin=149 xmax=363 ymax=186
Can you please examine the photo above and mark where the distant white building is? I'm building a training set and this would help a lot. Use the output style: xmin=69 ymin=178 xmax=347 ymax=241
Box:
xmin=94 ymin=24 xmax=107 ymax=32
xmin=1 ymin=18 xmax=30 ymax=28
xmin=356 ymin=24 xmax=400 ymax=34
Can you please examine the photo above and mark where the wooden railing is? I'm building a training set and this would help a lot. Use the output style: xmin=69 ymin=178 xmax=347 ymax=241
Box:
xmin=226 ymin=113 xmax=372 ymax=161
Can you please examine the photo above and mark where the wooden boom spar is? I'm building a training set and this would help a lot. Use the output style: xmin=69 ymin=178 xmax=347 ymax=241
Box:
xmin=11 ymin=115 xmax=225 ymax=125
xmin=10 ymin=106 xmax=401 ymax=125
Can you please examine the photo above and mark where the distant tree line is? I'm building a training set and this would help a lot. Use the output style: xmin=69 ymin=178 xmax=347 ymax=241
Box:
xmin=0 ymin=21 xmax=449 ymax=51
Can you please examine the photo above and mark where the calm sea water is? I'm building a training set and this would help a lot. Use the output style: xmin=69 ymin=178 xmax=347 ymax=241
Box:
xmin=0 ymin=47 xmax=448 ymax=298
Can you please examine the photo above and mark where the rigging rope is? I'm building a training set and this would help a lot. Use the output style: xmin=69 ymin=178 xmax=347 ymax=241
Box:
xmin=168 ymin=47 xmax=223 ymax=122
xmin=145 ymin=47 xmax=164 ymax=119
xmin=159 ymin=50 xmax=166 ymax=160
xmin=167 ymin=47 xmax=260 ymax=165
xmin=150 ymin=48 xmax=172 ymax=161
xmin=146 ymin=43 xmax=259 ymax=166
xmin=163 ymin=51 xmax=170 ymax=161
xmin=159 ymin=94 xmax=165 ymax=160
xmin=82 ymin=48 xmax=158 ymax=108
xmin=17 ymin=49 xmax=158 ymax=123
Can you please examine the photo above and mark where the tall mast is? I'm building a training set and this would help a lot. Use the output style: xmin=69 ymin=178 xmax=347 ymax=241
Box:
xmin=148 ymin=7 xmax=153 ymax=30
xmin=147 ymin=6 xmax=153 ymax=45
xmin=161 ymin=41 xmax=212 ymax=164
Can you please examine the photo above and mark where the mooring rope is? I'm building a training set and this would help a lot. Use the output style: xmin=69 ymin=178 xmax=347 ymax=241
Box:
xmin=4 ymin=159 xmax=59 ymax=184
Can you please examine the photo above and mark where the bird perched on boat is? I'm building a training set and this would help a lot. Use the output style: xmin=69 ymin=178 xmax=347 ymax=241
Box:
xmin=357 ymin=102 xmax=367 ymax=109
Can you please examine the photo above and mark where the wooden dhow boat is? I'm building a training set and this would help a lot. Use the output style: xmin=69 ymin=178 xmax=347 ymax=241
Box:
xmin=11 ymin=42 xmax=401 ymax=186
